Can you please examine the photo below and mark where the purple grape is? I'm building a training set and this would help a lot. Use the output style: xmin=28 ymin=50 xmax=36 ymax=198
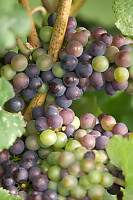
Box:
xmin=89 ymin=41 xmax=106 ymax=56
xmin=0 ymin=165 xmax=4 ymax=178
xmin=22 ymin=87 xmax=37 ymax=99
xmin=41 ymin=70 xmax=55 ymax=84
xmin=49 ymin=78 xmax=66 ymax=97
xmin=92 ymin=27 xmax=107 ymax=40
xmin=0 ymin=150 xmax=10 ymax=164
xmin=29 ymin=77 xmax=42 ymax=91
xmin=66 ymin=41 xmax=83 ymax=57
xmin=90 ymin=71 xmax=105 ymax=87
xmin=14 ymin=167 xmax=28 ymax=183
xmin=89 ymin=130 xmax=101 ymax=138
xmin=103 ymin=131 xmax=113 ymax=138
xmin=67 ymin=17 xmax=77 ymax=30
xmin=66 ymin=86 xmax=83 ymax=100
xmin=4 ymin=161 xmax=19 ymax=176
xmin=48 ymin=13 xmax=56 ymax=27
xmin=60 ymin=169 xmax=69 ymax=179
xmin=9 ymin=138 xmax=24 ymax=155
xmin=45 ymin=107 xmax=59 ymax=118
xmin=79 ymin=50 xmax=93 ymax=62
xmin=112 ymin=123 xmax=128 ymax=136
xmin=119 ymin=44 xmax=132 ymax=52
xmin=84 ymin=151 xmax=95 ymax=160
xmin=25 ymin=64 xmax=40 ymax=78
xmin=43 ymin=189 xmax=58 ymax=200
xmin=4 ymin=51 xmax=18 ymax=64
xmin=28 ymin=166 xmax=42 ymax=181
xmin=22 ymin=151 xmax=38 ymax=162
xmin=93 ymin=124 xmax=104 ymax=133
xmin=60 ymin=55 xmax=78 ymax=71
xmin=59 ymin=108 xmax=75 ymax=125
xmin=6 ymin=185 xmax=18 ymax=195
xmin=2 ymin=174 xmax=15 ymax=188
xmin=63 ymin=124 xmax=76 ymax=138
xmin=105 ymin=82 xmax=117 ymax=95
xmin=32 ymin=106 xmax=44 ymax=120
xmin=80 ymin=113 xmax=96 ymax=129
xmin=47 ymin=114 xmax=63 ymax=129
xmin=100 ymin=33 xmax=113 ymax=47
xmin=55 ymin=94 xmax=72 ymax=108
xmin=13 ymin=72 xmax=29 ymax=91
xmin=65 ymin=29 xmax=76 ymax=42
xmin=96 ymin=136 xmax=109 ymax=150
xmin=20 ymin=158 xmax=36 ymax=170
xmin=8 ymin=97 xmax=24 ymax=112
xmin=35 ymin=117 xmax=49 ymax=132
xmin=30 ymin=191 xmax=43 ymax=200
xmin=32 ymin=175 xmax=49 ymax=192
xmin=112 ymin=80 xmax=128 ymax=91
xmin=63 ymin=72 xmax=79 ymax=87
xmin=75 ymin=61 xmax=93 ymax=78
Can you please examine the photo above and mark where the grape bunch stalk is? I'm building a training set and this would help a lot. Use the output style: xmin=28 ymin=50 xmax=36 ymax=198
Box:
xmin=0 ymin=0 xmax=132 ymax=199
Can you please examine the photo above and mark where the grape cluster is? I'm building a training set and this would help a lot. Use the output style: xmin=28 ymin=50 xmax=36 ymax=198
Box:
xmin=0 ymin=103 xmax=130 ymax=199
xmin=0 ymin=14 xmax=133 ymax=111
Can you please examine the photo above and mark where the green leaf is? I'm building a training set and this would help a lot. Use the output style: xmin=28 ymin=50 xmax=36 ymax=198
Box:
xmin=0 ymin=110 xmax=25 ymax=151
xmin=106 ymin=136 xmax=133 ymax=200
xmin=113 ymin=0 xmax=133 ymax=36
xmin=0 ymin=0 xmax=31 ymax=49
xmin=0 ymin=77 xmax=14 ymax=107
xmin=0 ymin=187 xmax=22 ymax=200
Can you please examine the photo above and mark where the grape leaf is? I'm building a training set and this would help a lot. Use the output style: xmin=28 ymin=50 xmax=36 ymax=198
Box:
xmin=0 ymin=0 xmax=31 ymax=49
xmin=106 ymin=136 xmax=133 ymax=200
xmin=0 ymin=110 xmax=25 ymax=151
xmin=113 ymin=0 xmax=133 ymax=36
xmin=0 ymin=77 xmax=14 ymax=107
xmin=0 ymin=188 xmax=22 ymax=200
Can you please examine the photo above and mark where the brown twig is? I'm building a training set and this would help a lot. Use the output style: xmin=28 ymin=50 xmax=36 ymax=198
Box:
xmin=18 ymin=0 xmax=40 ymax=48
xmin=24 ymin=0 xmax=72 ymax=122
xmin=48 ymin=0 xmax=72 ymax=62
xmin=114 ymin=176 xmax=125 ymax=187
xmin=70 ymin=0 xmax=86 ymax=17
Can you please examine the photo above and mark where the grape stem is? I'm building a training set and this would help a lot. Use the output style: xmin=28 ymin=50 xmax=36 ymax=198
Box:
xmin=70 ymin=0 xmax=86 ymax=17
xmin=18 ymin=0 xmax=40 ymax=48
xmin=31 ymin=6 xmax=47 ymax=17
xmin=114 ymin=176 xmax=125 ymax=187
xmin=24 ymin=0 xmax=72 ymax=122
xmin=16 ymin=38 xmax=34 ymax=55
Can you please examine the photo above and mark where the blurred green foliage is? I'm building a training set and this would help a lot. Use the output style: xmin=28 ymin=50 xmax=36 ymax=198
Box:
xmin=29 ymin=0 xmax=133 ymax=130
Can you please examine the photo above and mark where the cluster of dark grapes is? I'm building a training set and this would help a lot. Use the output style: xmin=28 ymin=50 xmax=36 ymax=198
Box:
xmin=0 ymin=13 xmax=133 ymax=112
xmin=0 ymin=103 xmax=130 ymax=199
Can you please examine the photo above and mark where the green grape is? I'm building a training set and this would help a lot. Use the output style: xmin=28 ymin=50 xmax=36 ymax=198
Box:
xmin=48 ymin=165 xmax=61 ymax=182
xmin=104 ymin=46 xmax=119 ymax=63
xmin=26 ymin=120 xmax=39 ymax=135
xmin=32 ymin=48 xmax=46 ymax=62
xmin=39 ymin=26 xmax=53 ymax=43
xmin=73 ymin=146 xmax=87 ymax=161
xmin=48 ymin=181 xmax=58 ymax=191
xmin=80 ymin=159 xmax=95 ymax=172
xmin=11 ymin=54 xmax=28 ymax=72
xmin=95 ymin=162 xmax=105 ymax=173
xmin=36 ymin=54 xmax=53 ymax=71
xmin=65 ymin=139 xmax=81 ymax=152
xmin=38 ymin=82 xmax=49 ymax=93
xmin=92 ymin=56 xmax=109 ymax=72
xmin=52 ymin=62 xmax=66 ymax=78
xmin=114 ymin=67 xmax=129 ymax=83
xmin=98 ymin=150 xmax=108 ymax=164
xmin=79 ymin=175 xmax=91 ymax=190
xmin=38 ymin=147 xmax=53 ymax=159
xmin=43 ymin=42 xmax=50 ymax=51
xmin=53 ymin=132 xmax=67 ymax=148
xmin=40 ymin=129 xmax=57 ymax=146
xmin=87 ymin=169 xmax=102 ymax=184
xmin=57 ymin=194 xmax=66 ymax=200
xmin=68 ymin=161 xmax=81 ymax=177
xmin=71 ymin=116 xmax=80 ymax=130
xmin=45 ymin=93 xmax=56 ymax=104
xmin=25 ymin=135 xmax=40 ymax=151
xmin=74 ymin=129 xmax=87 ymax=142
xmin=61 ymin=175 xmax=78 ymax=190
xmin=37 ymin=136 xmax=49 ymax=148
xmin=101 ymin=172 xmax=114 ymax=188
xmin=47 ymin=152 xmax=61 ymax=165
xmin=1 ymin=64 xmax=16 ymax=80
xmin=40 ymin=159 xmax=50 ymax=173
xmin=59 ymin=151 xmax=75 ymax=168
xmin=57 ymin=182 xmax=70 ymax=197
xmin=70 ymin=185 xmax=86 ymax=199
xmin=0 ymin=49 xmax=8 ymax=58
xmin=87 ymin=184 xmax=105 ymax=200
